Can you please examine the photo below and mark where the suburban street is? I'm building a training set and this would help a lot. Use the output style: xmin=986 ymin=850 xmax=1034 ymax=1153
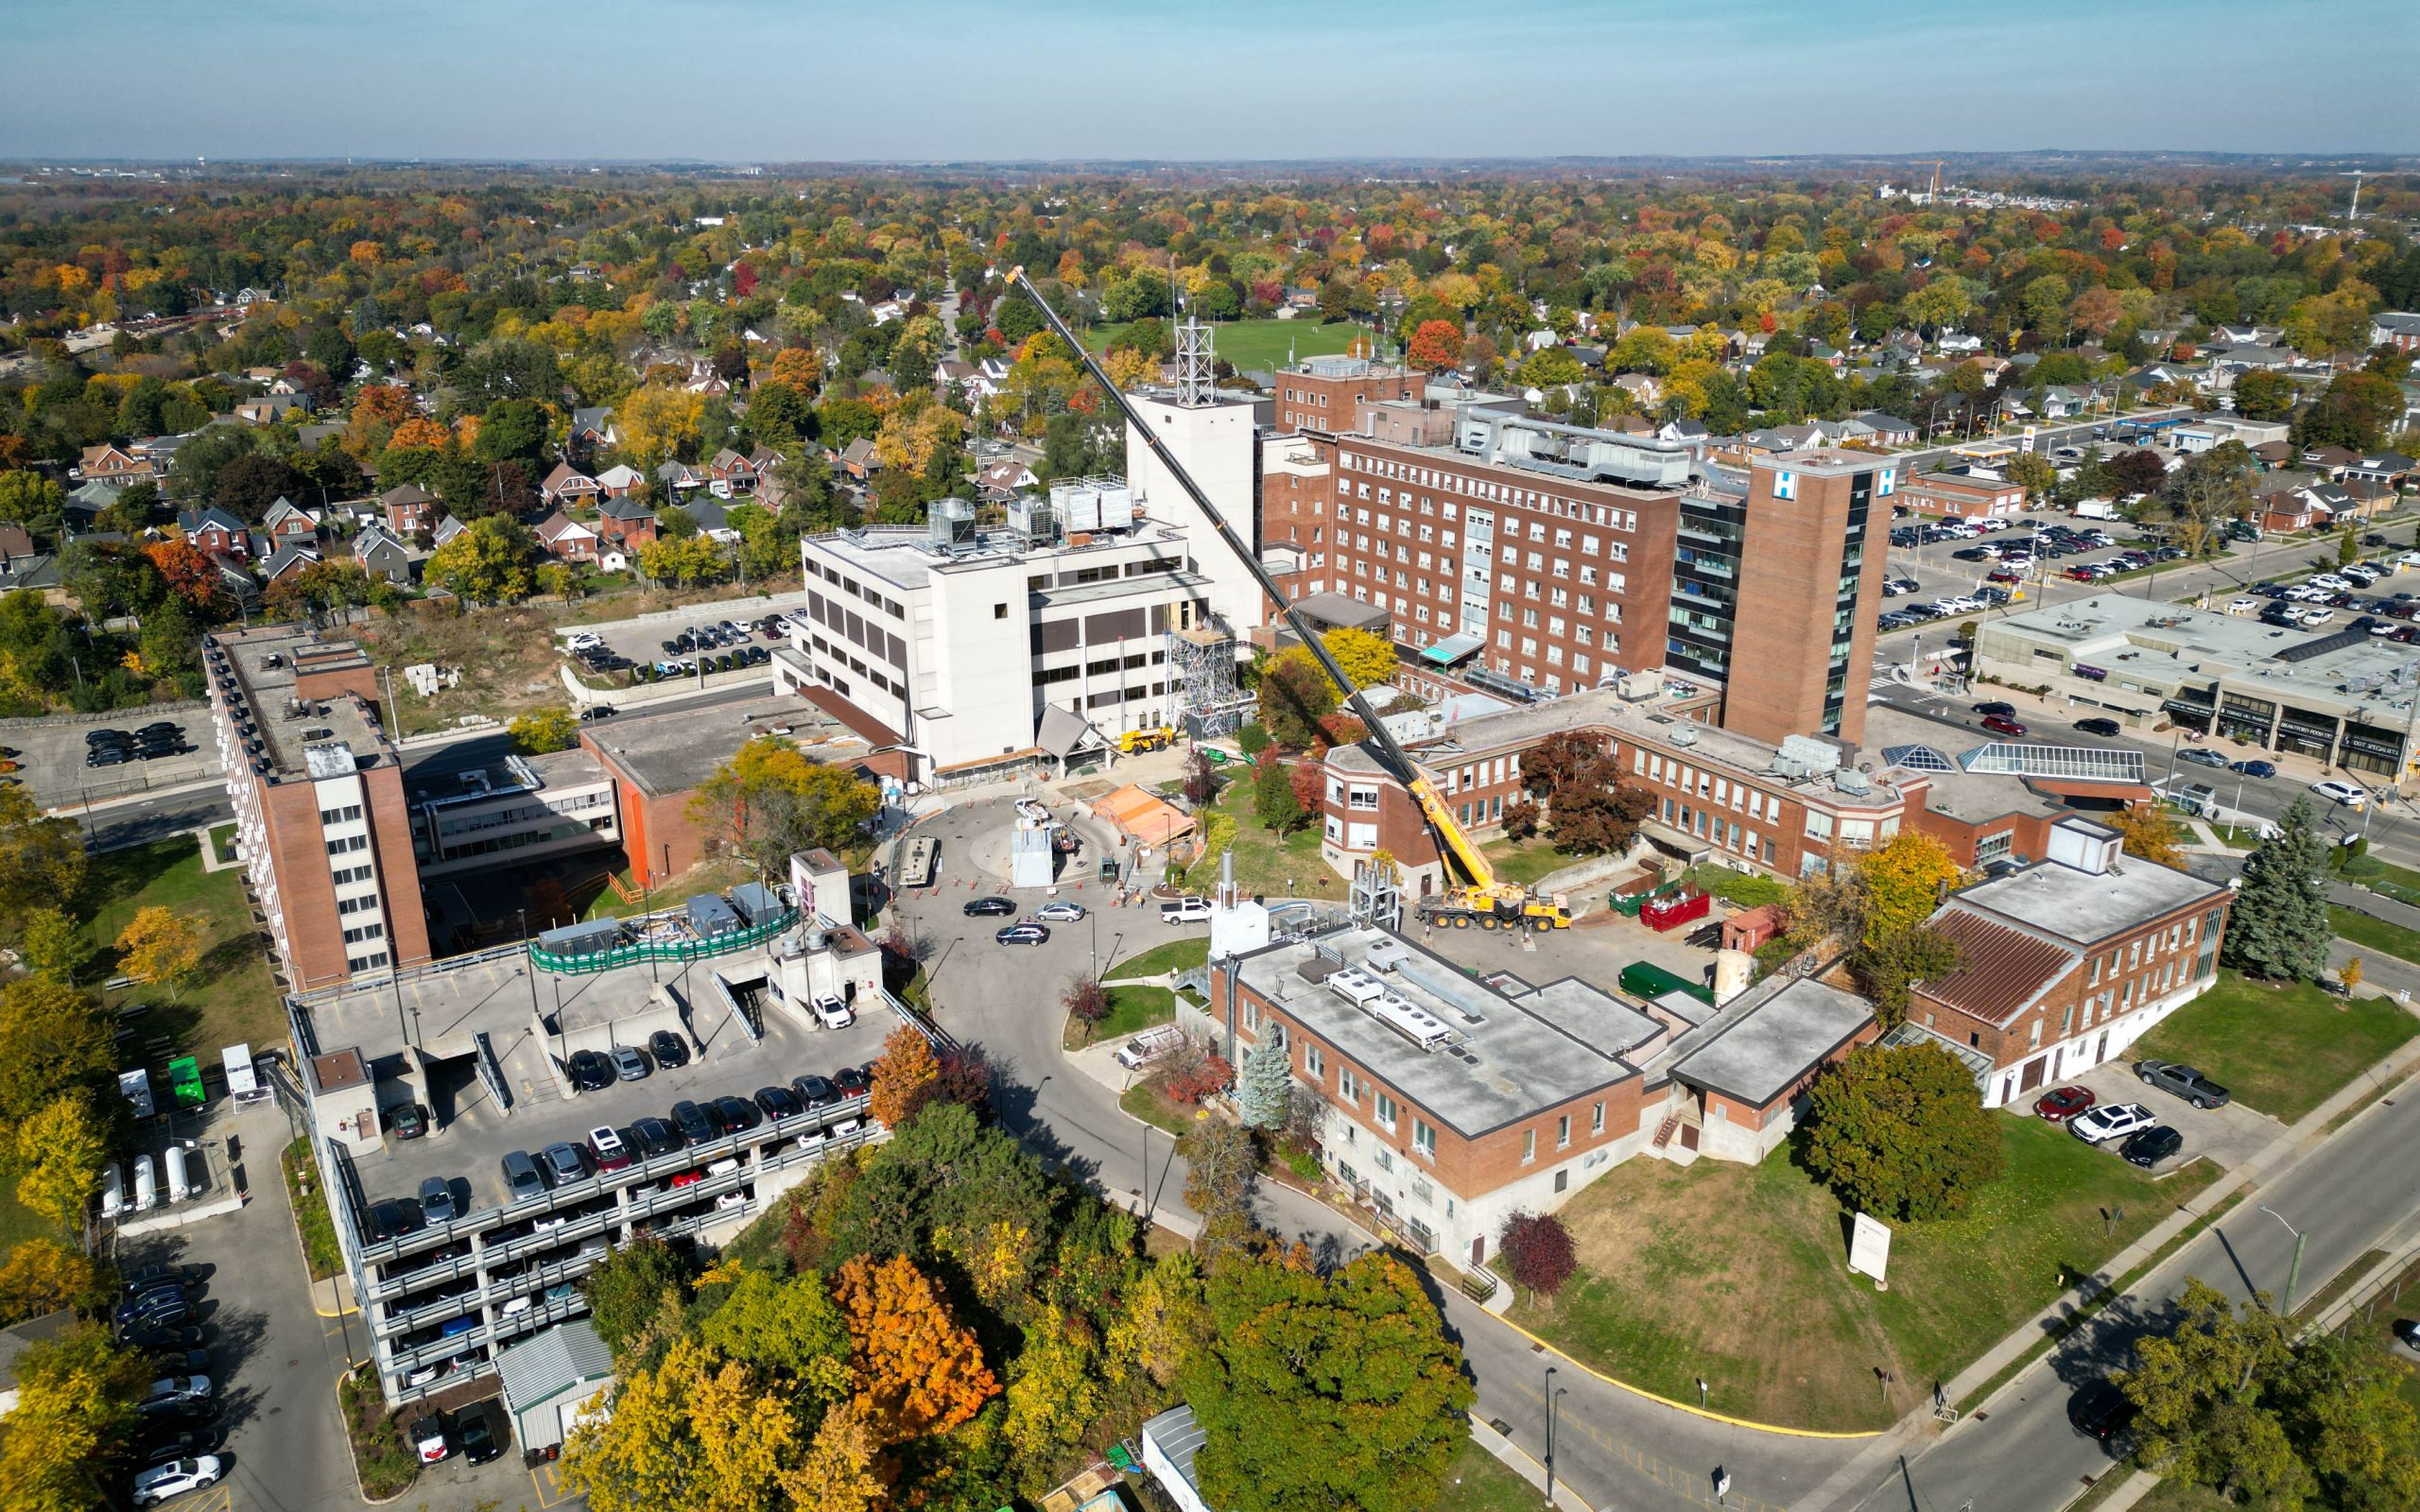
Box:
xmin=1839 ymin=1062 xmax=2420 ymax=1512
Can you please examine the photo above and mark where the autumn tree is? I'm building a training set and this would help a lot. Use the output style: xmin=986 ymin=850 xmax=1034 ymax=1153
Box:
xmin=1804 ymin=1042 xmax=2005 ymax=1221
xmin=789 ymin=1396 xmax=885 ymax=1512
xmin=0 ymin=1321 xmax=151 ymax=1512
xmin=1185 ymin=1250 xmax=1474 ymax=1512
xmin=114 ymin=906 xmax=201 ymax=1001
xmin=1496 ymin=1211 xmax=1578 ymax=1295
xmin=561 ymin=1337 xmax=812 ymax=1512
xmin=1321 ymin=626 xmax=1396 ymax=691
xmin=17 ymin=907 xmax=88 ymax=981
xmin=1256 ymin=646 xmax=1340 ymax=751
xmin=687 ymin=737 xmax=882 ymax=877
xmin=1856 ymin=831 xmax=1964 ymax=946
xmin=1061 ymin=975 xmax=1113 ymax=1043
xmin=0 ymin=976 xmax=111 ymax=1128
xmin=695 ymin=1268 xmax=852 ymax=1414
xmin=14 ymin=1094 xmax=104 ymax=1229
xmin=2107 ymin=806 xmax=2186 ymax=868
xmin=581 ymin=1233 xmax=694 ymax=1366
xmin=0 ymin=1237 xmax=104 ymax=1325
xmin=508 ymin=707 xmax=579 ymax=755
xmin=1180 ymin=1119 xmax=1263 ymax=1261
xmin=425 ymin=514 xmax=536 ymax=603
xmin=867 ymin=1023 xmax=941 ymax=1125
xmin=614 ymin=385 xmax=708 ymax=472
xmin=832 ymin=1253 xmax=998 ymax=1444
xmin=1406 ymin=319 xmax=1465 ymax=373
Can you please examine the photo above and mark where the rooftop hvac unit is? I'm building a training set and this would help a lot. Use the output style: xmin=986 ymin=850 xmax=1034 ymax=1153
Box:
xmin=1833 ymin=767 xmax=1874 ymax=796
xmin=1052 ymin=479 xmax=1105 ymax=535
xmin=1668 ymin=726 xmax=1698 ymax=747
xmin=1365 ymin=990 xmax=1453 ymax=1053
xmin=1326 ymin=968 xmax=1386 ymax=1007
xmin=1770 ymin=755 xmax=1808 ymax=780
xmin=1779 ymin=734 xmax=1842 ymax=777
xmin=1006 ymin=493 xmax=1058 ymax=542
xmin=928 ymin=497 xmax=977 ymax=555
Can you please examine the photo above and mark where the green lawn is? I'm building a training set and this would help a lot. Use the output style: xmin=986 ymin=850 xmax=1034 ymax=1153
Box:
xmin=1479 ymin=838 xmax=1573 ymax=890
xmin=1188 ymin=775 xmax=1329 ymax=902
xmin=1425 ymin=1440 xmax=1545 ymax=1512
xmin=1684 ymin=863 xmax=1791 ymax=910
xmin=78 ymin=836 xmax=285 ymax=1059
xmin=1105 ymin=936 xmax=1210 ymax=982
xmin=2329 ymin=904 xmax=2420 ymax=967
xmin=1512 ymin=1117 xmax=2219 ymax=1431
xmin=2132 ymin=969 xmax=2418 ymax=1122
xmin=2211 ymin=823 xmax=2266 ymax=850
xmin=1084 ymin=317 xmax=1367 ymax=375
xmin=1066 ymin=984 xmax=1174 ymax=1049
xmin=207 ymin=822 xmax=238 ymax=865
xmin=1118 ymin=1081 xmax=1199 ymax=1138
xmin=2340 ymin=852 xmax=2420 ymax=910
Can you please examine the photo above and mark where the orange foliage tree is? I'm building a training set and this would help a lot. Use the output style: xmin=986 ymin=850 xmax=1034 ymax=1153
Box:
xmin=832 ymin=1254 xmax=997 ymax=1444
xmin=866 ymin=1024 xmax=939 ymax=1128
xmin=144 ymin=539 xmax=220 ymax=609
xmin=1406 ymin=318 xmax=1465 ymax=373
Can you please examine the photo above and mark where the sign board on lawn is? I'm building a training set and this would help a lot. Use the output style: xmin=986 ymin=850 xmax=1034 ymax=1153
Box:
xmin=1849 ymin=1210 xmax=1893 ymax=1291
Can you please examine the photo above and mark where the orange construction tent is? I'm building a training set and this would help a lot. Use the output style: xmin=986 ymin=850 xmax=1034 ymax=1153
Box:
xmin=1096 ymin=783 xmax=1194 ymax=848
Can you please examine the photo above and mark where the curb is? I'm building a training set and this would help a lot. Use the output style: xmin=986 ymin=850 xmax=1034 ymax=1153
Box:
xmin=336 ymin=1364 xmax=421 ymax=1506
xmin=1467 ymin=1411 xmax=1597 ymax=1512
xmin=1479 ymin=1309 xmax=1885 ymax=1441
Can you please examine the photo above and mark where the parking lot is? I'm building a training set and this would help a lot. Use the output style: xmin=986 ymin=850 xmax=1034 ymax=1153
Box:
xmin=348 ymin=968 xmax=896 ymax=1221
xmin=558 ymin=592 xmax=817 ymax=683
xmin=10 ymin=709 xmax=221 ymax=810
xmin=2039 ymin=1056 xmax=2281 ymax=1176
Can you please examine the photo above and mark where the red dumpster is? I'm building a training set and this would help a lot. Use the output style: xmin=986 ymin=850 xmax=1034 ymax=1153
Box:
xmin=1639 ymin=888 xmax=1712 ymax=933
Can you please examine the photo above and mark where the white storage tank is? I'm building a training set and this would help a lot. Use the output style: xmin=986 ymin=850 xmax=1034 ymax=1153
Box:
xmin=100 ymin=1162 xmax=124 ymax=1219
xmin=164 ymin=1144 xmax=193 ymax=1203
xmin=131 ymin=1153 xmax=158 ymax=1211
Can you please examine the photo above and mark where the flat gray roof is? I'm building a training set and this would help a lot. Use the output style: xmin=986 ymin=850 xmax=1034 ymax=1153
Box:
xmin=210 ymin=624 xmax=391 ymax=781
xmin=586 ymin=693 xmax=872 ymax=798
xmin=1949 ymin=855 xmax=2223 ymax=946
xmin=1666 ymin=974 xmax=1874 ymax=1105
xmin=1858 ymin=706 xmax=2071 ymax=824
xmin=804 ymin=517 xmax=1192 ymax=593
xmin=1231 ymin=926 xmax=1636 ymax=1138
xmin=1976 ymin=596 xmax=2420 ymax=719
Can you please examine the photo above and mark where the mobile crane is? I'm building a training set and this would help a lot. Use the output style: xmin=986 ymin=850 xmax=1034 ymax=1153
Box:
xmin=1005 ymin=271 xmax=1572 ymax=933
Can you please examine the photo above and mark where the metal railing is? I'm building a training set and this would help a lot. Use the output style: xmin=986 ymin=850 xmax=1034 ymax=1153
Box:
xmin=531 ymin=908 xmax=798 ymax=974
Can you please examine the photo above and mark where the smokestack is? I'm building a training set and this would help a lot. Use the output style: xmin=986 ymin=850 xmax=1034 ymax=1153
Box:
xmin=1217 ymin=847 xmax=1237 ymax=910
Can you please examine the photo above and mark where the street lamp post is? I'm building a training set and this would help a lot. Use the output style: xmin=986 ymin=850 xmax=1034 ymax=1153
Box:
xmin=2256 ymin=1204 xmax=2309 ymax=1315
xmin=1544 ymin=1366 xmax=1559 ymax=1503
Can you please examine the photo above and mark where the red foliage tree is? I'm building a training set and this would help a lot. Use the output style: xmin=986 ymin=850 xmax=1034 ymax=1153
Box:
xmin=1497 ymin=1211 xmax=1577 ymax=1295
xmin=1406 ymin=318 xmax=1465 ymax=374
xmin=144 ymin=540 xmax=220 ymax=609
xmin=1287 ymin=760 xmax=1324 ymax=818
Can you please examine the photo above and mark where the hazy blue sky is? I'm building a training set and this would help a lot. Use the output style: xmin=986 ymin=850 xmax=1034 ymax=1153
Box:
xmin=6 ymin=0 xmax=2413 ymax=161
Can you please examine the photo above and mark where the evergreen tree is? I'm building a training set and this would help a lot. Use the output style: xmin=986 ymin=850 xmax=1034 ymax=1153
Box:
xmin=2223 ymin=795 xmax=2332 ymax=982
xmin=1236 ymin=1034 xmax=1294 ymax=1128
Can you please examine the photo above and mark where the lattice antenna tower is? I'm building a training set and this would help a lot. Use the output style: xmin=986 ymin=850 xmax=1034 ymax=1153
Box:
xmin=1175 ymin=314 xmax=1217 ymax=406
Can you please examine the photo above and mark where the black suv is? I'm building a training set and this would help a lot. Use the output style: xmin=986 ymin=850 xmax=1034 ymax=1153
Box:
xmin=630 ymin=1116 xmax=684 ymax=1159
xmin=567 ymin=1050 xmax=615 ymax=1091
xmin=648 ymin=1030 xmax=692 ymax=1070
xmin=712 ymin=1095 xmax=764 ymax=1134
xmin=670 ymin=1100 xmax=719 ymax=1145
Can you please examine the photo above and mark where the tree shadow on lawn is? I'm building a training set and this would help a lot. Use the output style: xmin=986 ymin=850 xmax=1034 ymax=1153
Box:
xmin=76 ymin=836 xmax=193 ymax=915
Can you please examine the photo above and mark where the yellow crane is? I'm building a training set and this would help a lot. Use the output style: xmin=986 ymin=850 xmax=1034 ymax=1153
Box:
xmin=1006 ymin=267 xmax=1571 ymax=933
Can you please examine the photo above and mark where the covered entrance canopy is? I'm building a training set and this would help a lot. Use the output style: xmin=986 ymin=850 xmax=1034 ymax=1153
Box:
xmin=1038 ymin=703 xmax=1112 ymax=773
xmin=1420 ymin=631 xmax=1485 ymax=667
xmin=1097 ymin=783 xmax=1194 ymax=848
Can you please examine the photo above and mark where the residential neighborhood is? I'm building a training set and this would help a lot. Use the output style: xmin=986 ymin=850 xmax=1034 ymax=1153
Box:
xmin=0 ymin=10 xmax=2417 ymax=1512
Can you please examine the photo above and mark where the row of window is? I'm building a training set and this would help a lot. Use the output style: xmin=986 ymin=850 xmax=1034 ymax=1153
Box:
xmin=342 ymin=921 xmax=386 ymax=945
xmin=319 ymin=803 xmax=363 ymax=827
xmin=803 ymin=555 xmax=905 ymax=621
xmin=1341 ymin=449 xmax=1642 ymax=536
xmin=325 ymin=833 xmax=369 ymax=857
xmin=807 ymin=635 xmax=903 ymax=700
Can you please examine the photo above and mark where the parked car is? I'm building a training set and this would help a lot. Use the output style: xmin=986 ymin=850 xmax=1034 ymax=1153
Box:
xmin=419 ymin=1176 xmax=458 ymax=1225
xmin=2229 ymin=760 xmax=2277 ymax=779
xmin=2178 ymin=747 xmax=2232 ymax=770
xmin=412 ymin=1415 xmax=451 ymax=1464
xmin=586 ymin=1125 xmax=632 ymax=1173
xmin=2135 ymin=1059 xmax=2231 ymax=1108
xmin=1162 ymin=896 xmax=1212 ymax=923
xmin=458 ymin=1408 xmax=503 ymax=1466
xmin=566 ymin=1050 xmax=615 ymax=1091
xmin=2073 ymin=717 xmax=2121 ymax=738
xmin=122 ymin=1264 xmax=203 ymax=1299
xmin=648 ymin=1030 xmax=692 ymax=1070
xmin=791 ymin=1074 xmax=838 ymax=1110
xmin=995 ymin=923 xmax=1049 ymax=946
xmin=962 ymin=896 xmax=1016 ymax=917
xmin=367 ymin=1198 xmax=424 ymax=1241
xmin=2069 ymin=1101 xmax=2158 ymax=1145
xmin=2310 ymin=779 xmax=2368 ymax=809
xmin=630 ymin=1116 xmax=684 ymax=1160
xmin=1035 ymin=901 xmax=1087 ymax=921
xmin=670 ymin=1100 xmax=719 ymax=1145
xmin=754 ymin=1085 xmax=804 ymax=1122
xmin=120 ymin=1323 xmax=205 ymax=1355
xmin=132 ymin=1456 xmax=223 ymax=1506
xmin=387 ymin=1102 xmax=429 ymax=1140
xmin=136 ymin=1428 xmax=223 ymax=1470
xmin=114 ymin=1289 xmax=193 ymax=1334
xmin=2119 ymin=1125 xmax=2185 ymax=1168
xmin=500 ymin=1150 xmax=545 ymax=1201
xmin=2033 ymin=1085 xmax=2098 ymax=1124
xmin=811 ymin=994 xmax=855 ymax=1029
xmin=713 ymin=1095 xmax=764 ymax=1134
xmin=833 ymin=1065 xmax=871 ymax=1099
xmin=539 ymin=1142 xmax=590 ymax=1187
xmin=611 ymin=1045 xmax=651 ymax=1081
xmin=137 ymin=1377 xmax=215 ymax=1417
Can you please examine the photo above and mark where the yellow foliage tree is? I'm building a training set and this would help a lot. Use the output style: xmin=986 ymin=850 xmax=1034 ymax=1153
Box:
xmin=0 ymin=1237 xmax=102 ymax=1325
xmin=0 ymin=1322 xmax=150 ymax=1512
xmin=2106 ymin=805 xmax=2186 ymax=868
xmin=1854 ymin=831 xmax=1965 ymax=947
xmin=615 ymin=385 xmax=708 ymax=472
xmin=14 ymin=1096 xmax=104 ymax=1230
xmin=788 ymin=1396 xmax=885 ymax=1512
xmin=1002 ymin=1310 xmax=1100 ymax=1494
xmin=114 ymin=905 xmax=201 ymax=1000
xmin=769 ymin=347 xmax=823 ymax=392
xmin=871 ymin=403 xmax=964 ymax=476
xmin=1321 ymin=626 xmax=1396 ymax=691
xmin=833 ymin=1253 xmax=998 ymax=1444
xmin=561 ymin=1338 xmax=807 ymax=1512
xmin=1103 ymin=1252 xmax=1211 ymax=1387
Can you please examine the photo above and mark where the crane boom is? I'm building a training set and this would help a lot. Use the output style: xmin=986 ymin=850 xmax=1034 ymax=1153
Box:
xmin=1003 ymin=269 xmax=1566 ymax=928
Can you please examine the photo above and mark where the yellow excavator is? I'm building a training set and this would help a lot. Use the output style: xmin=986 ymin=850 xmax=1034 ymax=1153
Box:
xmin=1117 ymin=725 xmax=1176 ymax=755
xmin=1006 ymin=269 xmax=1572 ymax=933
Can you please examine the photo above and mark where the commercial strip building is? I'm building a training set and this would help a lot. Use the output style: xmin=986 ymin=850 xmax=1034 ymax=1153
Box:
xmin=1251 ymin=358 xmax=1890 ymax=747
xmin=1888 ymin=818 xmax=2231 ymax=1108
xmin=1201 ymin=922 xmax=1878 ymax=1264
xmin=1972 ymin=597 xmax=2420 ymax=779
xmin=285 ymin=849 xmax=902 ymax=1408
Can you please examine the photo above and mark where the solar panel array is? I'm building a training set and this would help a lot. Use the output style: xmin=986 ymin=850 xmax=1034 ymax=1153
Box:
xmin=1958 ymin=742 xmax=2148 ymax=784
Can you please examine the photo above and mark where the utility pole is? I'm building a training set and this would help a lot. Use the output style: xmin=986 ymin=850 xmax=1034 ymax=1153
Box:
xmin=2258 ymin=1205 xmax=2309 ymax=1315
xmin=1544 ymin=1366 xmax=1559 ymax=1503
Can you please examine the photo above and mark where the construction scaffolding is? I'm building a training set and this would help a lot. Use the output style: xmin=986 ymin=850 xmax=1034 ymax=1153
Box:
xmin=1167 ymin=618 xmax=1251 ymax=740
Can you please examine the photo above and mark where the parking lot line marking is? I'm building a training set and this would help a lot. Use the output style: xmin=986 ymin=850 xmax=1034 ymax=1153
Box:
xmin=530 ymin=1461 xmax=579 ymax=1507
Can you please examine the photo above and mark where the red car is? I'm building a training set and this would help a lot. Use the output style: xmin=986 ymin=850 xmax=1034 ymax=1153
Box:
xmin=1980 ymin=714 xmax=2028 ymax=737
xmin=2035 ymin=1085 xmax=2098 ymax=1123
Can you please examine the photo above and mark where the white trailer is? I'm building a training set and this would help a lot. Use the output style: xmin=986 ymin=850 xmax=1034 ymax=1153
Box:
xmin=222 ymin=1044 xmax=268 ymax=1103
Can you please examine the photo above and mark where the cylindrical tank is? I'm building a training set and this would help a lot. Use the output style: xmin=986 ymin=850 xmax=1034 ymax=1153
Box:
xmin=100 ymin=1162 xmax=125 ymax=1218
xmin=164 ymin=1144 xmax=192 ymax=1203
xmin=131 ymin=1153 xmax=158 ymax=1212
xmin=1713 ymin=949 xmax=1755 ymax=1005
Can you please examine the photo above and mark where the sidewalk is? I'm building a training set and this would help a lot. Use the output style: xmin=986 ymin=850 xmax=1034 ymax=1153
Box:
xmin=1795 ymin=1023 xmax=2420 ymax=1512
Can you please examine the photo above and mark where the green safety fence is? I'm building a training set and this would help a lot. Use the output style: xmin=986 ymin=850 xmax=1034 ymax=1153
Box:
xmin=532 ymin=908 xmax=799 ymax=974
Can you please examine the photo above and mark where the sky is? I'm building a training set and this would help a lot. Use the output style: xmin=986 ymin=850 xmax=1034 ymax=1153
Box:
xmin=5 ymin=0 xmax=2416 ymax=162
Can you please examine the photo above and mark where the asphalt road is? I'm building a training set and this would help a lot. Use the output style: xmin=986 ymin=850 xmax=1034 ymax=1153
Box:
xmin=900 ymin=793 xmax=1863 ymax=1512
xmin=1840 ymin=1059 xmax=2420 ymax=1512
